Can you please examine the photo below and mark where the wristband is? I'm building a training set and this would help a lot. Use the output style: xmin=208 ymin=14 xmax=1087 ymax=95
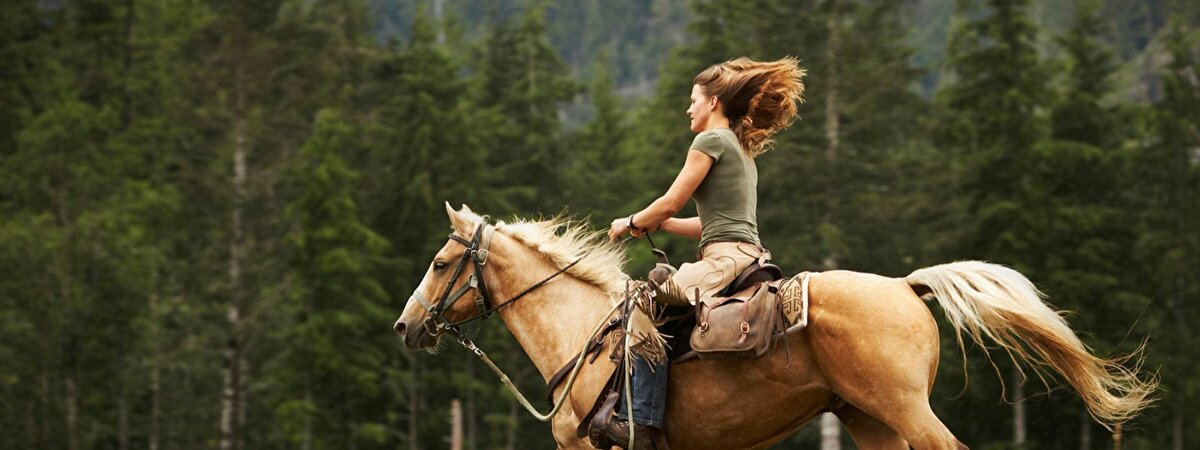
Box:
xmin=627 ymin=214 xmax=640 ymax=232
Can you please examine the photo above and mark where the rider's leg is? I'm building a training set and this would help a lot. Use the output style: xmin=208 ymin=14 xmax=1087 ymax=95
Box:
xmin=608 ymin=243 xmax=761 ymax=447
xmin=654 ymin=242 xmax=765 ymax=306
xmin=614 ymin=354 xmax=669 ymax=428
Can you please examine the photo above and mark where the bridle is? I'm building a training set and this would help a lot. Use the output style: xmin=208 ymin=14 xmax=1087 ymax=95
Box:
xmin=409 ymin=220 xmax=584 ymax=342
xmin=404 ymin=218 xmax=652 ymax=426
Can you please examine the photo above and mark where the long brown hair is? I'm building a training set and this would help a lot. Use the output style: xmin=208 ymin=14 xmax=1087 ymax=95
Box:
xmin=693 ymin=57 xmax=806 ymax=157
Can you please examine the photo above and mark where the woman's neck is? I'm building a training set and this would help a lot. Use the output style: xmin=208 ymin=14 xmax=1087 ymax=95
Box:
xmin=703 ymin=115 xmax=731 ymax=131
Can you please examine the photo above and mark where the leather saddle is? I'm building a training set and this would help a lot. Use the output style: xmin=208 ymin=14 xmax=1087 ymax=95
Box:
xmin=718 ymin=261 xmax=784 ymax=297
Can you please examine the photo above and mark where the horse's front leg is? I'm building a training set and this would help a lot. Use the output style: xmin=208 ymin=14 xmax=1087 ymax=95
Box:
xmin=552 ymin=406 xmax=594 ymax=450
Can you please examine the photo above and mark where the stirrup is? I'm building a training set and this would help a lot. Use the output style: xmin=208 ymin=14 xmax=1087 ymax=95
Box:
xmin=647 ymin=263 xmax=676 ymax=286
xmin=605 ymin=420 xmax=658 ymax=450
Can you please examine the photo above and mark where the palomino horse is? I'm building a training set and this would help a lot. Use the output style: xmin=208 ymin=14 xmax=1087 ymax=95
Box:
xmin=393 ymin=204 xmax=1156 ymax=449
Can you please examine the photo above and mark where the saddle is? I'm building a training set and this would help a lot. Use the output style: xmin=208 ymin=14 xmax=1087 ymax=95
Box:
xmin=545 ymin=262 xmax=805 ymax=449
xmin=720 ymin=261 xmax=784 ymax=297
xmin=690 ymin=262 xmax=787 ymax=360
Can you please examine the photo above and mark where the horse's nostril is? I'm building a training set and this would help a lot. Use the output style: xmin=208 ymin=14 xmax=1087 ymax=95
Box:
xmin=394 ymin=320 xmax=407 ymax=336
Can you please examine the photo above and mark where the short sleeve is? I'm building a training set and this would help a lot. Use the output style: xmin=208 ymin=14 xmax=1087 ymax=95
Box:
xmin=690 ymin=130 xmax=724 ymax=161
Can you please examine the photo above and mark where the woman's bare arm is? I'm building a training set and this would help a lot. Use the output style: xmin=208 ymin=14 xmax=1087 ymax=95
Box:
xmin=659 ymin=217 xmax=701 ymax=240
xmin=608 ymin=150 xmax=713 ymax=240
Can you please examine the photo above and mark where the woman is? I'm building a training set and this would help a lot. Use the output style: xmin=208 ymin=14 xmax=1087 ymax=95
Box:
xmin=605 ymin=56 xmax=805 ymax=449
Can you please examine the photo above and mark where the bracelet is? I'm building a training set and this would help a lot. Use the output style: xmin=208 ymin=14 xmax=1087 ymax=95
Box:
xmin=627 ymin=214 xmax=640 ymax=232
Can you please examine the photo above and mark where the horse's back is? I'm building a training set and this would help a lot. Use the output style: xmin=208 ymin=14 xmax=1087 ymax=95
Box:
xmin=658 ymin=269 xmax=942 ymax=448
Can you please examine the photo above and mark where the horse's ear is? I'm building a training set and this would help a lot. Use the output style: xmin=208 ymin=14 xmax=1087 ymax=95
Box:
xmin=445 ymin=201 xmax=472 ymax=234
xmin=460 ymin=204 xmax=475 ymax=215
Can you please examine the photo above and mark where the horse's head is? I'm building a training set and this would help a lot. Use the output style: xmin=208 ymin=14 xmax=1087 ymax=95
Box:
xmin=393 ymin=202 xmax=495 ymax=350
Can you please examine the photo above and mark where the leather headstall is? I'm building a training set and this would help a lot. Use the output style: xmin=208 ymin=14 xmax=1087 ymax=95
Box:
xmin=412 ymin=221 xmax=496 ymax=337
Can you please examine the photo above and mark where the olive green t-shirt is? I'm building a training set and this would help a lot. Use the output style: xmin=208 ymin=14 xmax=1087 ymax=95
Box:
xmin=690 ymin=128 xmax=760 ymax=247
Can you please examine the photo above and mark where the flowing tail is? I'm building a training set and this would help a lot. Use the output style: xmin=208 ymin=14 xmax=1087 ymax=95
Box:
xmin=905 ymin=261 xmax=1158 ymax=428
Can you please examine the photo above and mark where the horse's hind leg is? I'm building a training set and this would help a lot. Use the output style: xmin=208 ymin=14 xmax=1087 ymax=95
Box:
xmin=806 ymin=271 xmax=965 ymax=449
xmin=862 ymin=398 xmax=966 ymax=450
xmin=832 ymin=404 xmax=907 ymax=450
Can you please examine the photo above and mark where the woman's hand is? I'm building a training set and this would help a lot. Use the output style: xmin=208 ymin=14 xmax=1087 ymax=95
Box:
xmin=608 ymin=217 xmax=632 ymax=241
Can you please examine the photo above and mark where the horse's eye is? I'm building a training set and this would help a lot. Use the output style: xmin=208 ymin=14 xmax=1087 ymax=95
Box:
xmin=433 ymin=261 xmax=447 ymax=271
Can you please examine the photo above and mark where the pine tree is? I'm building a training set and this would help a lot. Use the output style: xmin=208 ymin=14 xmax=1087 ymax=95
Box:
xmin=1051 ymin=0 xmax=1120 ymax=147
xmin=935 ymin=0 xmax=1050 ymax=444
xmin=371 ymin=12 xmax=484 ymax=260
xmin=1007 ymin=3 xmax=1155 ymax=444
xmin=277 ymin=109 xmax=392 ymax=448
xmin=564 ymin=49 xmax=634 ymax=220
xmin=1133 ymin=18 xmax=1200 ymax=450
xmin=473 ymin=4 xmax=578 ymax=215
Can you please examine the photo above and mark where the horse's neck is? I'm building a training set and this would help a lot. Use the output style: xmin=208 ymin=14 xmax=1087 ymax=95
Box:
xmin=490 ymin=256 xmax=615 ymax=382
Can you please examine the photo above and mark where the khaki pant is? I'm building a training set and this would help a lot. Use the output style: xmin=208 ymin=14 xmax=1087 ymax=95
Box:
xmin=658 ymin=242 xmax=765 ymax=305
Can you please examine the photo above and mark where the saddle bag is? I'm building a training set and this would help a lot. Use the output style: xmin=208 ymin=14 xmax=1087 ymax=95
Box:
xmin=690 ymin=281 xmax=785 ymax=360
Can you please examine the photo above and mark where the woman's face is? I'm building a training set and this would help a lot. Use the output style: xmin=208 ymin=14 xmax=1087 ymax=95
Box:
xmin=687 ymin=84 xmax=716 ymax=133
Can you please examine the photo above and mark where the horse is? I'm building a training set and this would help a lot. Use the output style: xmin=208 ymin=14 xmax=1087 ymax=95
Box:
xmin=393 ymin=204 xmax=1156 ymax=449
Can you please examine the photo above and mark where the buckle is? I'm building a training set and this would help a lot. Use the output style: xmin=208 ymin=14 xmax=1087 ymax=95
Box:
xmin=475 ymin=248 xmax=489 ymax=265
xmin=422 ymin=317 xmax=443 ymax=336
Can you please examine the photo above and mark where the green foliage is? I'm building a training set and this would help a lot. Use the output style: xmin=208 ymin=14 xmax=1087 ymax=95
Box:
xmin=473 ymin=4 xmax=579 ymax=214
xmin=276 ymin=109 xmax=392 ymax=448
xmin=1129 ymin=18 xmax=1200 ymax=435
xmin=938 ymin=0 xmax=1051 ymax=267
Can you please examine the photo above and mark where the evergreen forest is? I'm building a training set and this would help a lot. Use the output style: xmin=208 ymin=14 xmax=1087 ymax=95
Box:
xmin=1 ymin=0 xmax=1197 ymax=448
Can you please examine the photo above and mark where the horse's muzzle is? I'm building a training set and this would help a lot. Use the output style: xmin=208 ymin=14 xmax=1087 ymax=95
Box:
xmin=394 ymin=317 xmax=437 ymax=350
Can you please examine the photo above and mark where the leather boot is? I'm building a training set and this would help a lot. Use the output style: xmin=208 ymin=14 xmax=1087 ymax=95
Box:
xmin=605 ymin=420 xmax=657 ymax=450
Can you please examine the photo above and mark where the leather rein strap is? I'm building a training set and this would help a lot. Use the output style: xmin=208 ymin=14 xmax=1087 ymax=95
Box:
xmin=545 ymin=315 xmax=624 ymax=405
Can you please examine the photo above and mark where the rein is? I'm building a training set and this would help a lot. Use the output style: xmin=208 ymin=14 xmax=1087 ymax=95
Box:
xmin=411 ymin=219 xmax=639 ymax=421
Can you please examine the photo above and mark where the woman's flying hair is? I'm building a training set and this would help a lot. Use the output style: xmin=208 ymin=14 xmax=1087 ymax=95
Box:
xmin=693 ymin=56 xmax=806 ymax=157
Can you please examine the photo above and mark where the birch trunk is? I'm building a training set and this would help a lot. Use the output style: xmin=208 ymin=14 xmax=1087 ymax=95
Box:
xmin=819 ymin=5 xmax=843 ymax=449
xmin=1012 ymin=368 xmax=1026 ymax=446
xmin=504 ymin=401 xmax=518 ymax=450
xmin=433 ymin=0 xmax=445 ymax=44
xmin=219 ymin=86 xmax=249 ymax=450
xmin=450 ymin=399 xmax=463 ymax=450
xmin=824 ymin=0 xmax=840 ymax=163
xmin=820 ymin=413 xmax=841 ymax=450
xmin=466 ymin=352 xmax=478 ymax=450
xmin=1080 ymin=407 xmax=1091 ymax=450
xmin=218 ymin=327 xmax=241 ymax=450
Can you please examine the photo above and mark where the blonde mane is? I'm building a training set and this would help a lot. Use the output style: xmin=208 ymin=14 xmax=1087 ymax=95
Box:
xmin=457 ymin=209 xmax=629 ymax=298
